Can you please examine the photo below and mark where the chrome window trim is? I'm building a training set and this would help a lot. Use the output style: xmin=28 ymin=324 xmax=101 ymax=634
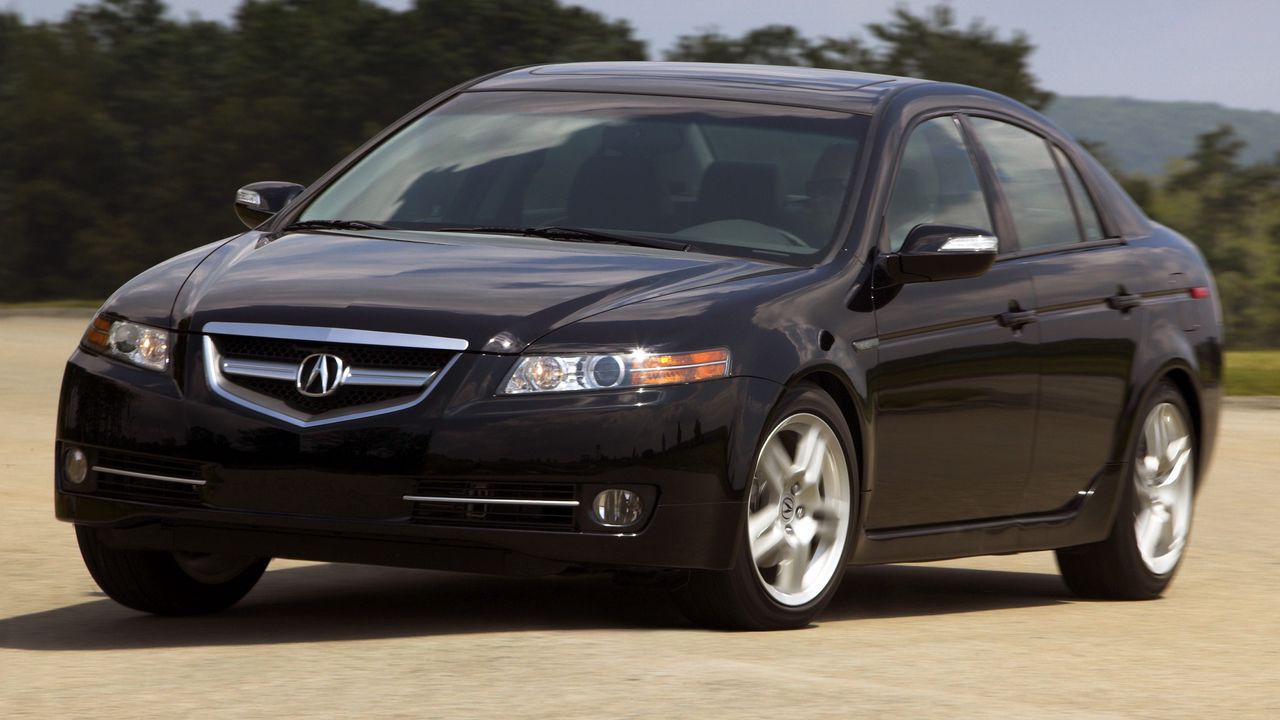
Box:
xmin=202 ymin=335 xmax=459 ymax=428
xmin=201 ymin=321 xmax=469 ymax=352
xmin=403 ymin=495 xmax=580 ymax=507
xmin=92 ymin=466 xmax=208 ymax=486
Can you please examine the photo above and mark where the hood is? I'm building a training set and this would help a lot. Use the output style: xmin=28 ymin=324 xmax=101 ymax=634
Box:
xmin=182 ymin=230 xmax=793 ymax=351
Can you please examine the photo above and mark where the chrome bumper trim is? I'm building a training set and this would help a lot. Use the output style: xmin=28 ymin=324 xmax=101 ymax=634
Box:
xmin=92 ymin=466 xmax=207 ymax=486
xmin=403 ymin=495 xmax=580 ymax=507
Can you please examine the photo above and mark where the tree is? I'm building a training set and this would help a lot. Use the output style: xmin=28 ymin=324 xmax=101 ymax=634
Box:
xmin=867 ymin=5 xmax=1052 ymax=109
xmin=666 ymin=5 xmax=1052 ymax=110
xmin=0 ymin=0 xmax=644 ymax=301
xmin=1148 ymin=125 xmax=1280 ymax=346
xmin=666 ymin=24 xmax=873 ymax=69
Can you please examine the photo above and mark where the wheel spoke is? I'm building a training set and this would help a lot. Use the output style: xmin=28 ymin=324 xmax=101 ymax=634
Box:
xmin=774 ymin=541 xmax=808 ymax=593
xmin=1143 ymin=416 xmax=1160 ymax=465
xmin=1135 ymin=507 xmax=1163 ymax=559
xmin=748 ymin=506 xmax=776 ymax=541
xmin=1153 ymin=408 xmax=1170 ymax=467
xmin=752 ymin=523 xmax=787 ymax=565
xmin=1165 ymin=433 xmax=1189 ymax=467
xmin=760 ymin=442 xmax=792 ymax=495
xmin=1147 ymin=441 xmax=1190 ymax=507
xmin=1155 ymin=507 xmax=1175 ymax=553
xmin=792 ymin=516 xmax=818 ymax=546
xmin=795 ymin=425 xmax=826 ymax=488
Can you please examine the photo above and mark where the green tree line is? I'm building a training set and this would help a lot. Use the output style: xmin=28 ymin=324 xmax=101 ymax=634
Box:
xmin=2 ymin=1 xmax=1276 ymax=346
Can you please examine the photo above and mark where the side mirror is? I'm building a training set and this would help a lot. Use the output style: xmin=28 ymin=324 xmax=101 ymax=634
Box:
xmin=234 ymin=181 xmax=305 ymax=229
xmin=881 ymin=224 xmax=998 ymax=284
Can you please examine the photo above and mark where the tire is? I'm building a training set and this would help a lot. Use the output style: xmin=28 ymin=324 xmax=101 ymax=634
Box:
xmin=76 ymin=526 xmax=269 ymax=615
xmin=1056 ymin=381 xmax=1196 ymax=599
xmin=675 ymin=384 xmax=858 ymax=630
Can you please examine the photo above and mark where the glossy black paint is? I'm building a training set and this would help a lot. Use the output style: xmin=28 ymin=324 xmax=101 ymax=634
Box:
xmin=175 ymin=229 xmax=796 ymax=352
xmin=57 ymin=62 xmax=1222 ymax=577
xmin=880 ymin=223 xmax=998 ymax=283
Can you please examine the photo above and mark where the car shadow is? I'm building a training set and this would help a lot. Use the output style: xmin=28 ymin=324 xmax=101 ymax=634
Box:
xmin=823 ymin=563 xmax=1070 ymax=621
xmin=0 ymin=562 xmax=1071 ymax=650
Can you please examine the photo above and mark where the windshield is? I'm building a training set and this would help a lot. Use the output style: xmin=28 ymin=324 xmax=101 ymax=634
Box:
xmin=299 ymin=91 xmax=869 ymax=263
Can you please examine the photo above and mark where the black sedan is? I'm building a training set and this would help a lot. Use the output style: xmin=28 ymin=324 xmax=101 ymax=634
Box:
xmin=57 ymin=62 xmax=1222 ymax=629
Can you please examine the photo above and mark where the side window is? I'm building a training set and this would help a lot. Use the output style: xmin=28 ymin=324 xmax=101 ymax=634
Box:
xmin=1052 ymin=145 xmax=1105 ymax=241
xmin=885 ymin=116 xmax=993 ymax=251
xmin=970 ymin=117 xmax=1080 ymax=250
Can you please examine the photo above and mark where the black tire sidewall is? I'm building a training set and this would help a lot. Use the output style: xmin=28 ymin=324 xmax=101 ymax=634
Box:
xmin=76 ymin=526 xmax=269 ymax=615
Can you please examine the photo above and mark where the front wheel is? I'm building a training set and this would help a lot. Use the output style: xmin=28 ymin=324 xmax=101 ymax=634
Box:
xmin=675 ymin=384 xmax=857 ymax=630
xmin=76 ymin=526 xmax=269 ymax=615
xmin=1056 ymin=381 xmax=1196 ymax=599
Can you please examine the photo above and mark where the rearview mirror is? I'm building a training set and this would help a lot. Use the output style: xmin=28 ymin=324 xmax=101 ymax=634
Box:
xmin=234 ymin=181 xmax=305 ymax=229
xmin=880 ymin=224 xmax=998 ymax=284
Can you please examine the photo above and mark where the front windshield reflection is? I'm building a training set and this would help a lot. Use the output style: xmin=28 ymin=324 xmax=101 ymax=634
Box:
xmin=301 ymin=91 xmax=869 ymax=263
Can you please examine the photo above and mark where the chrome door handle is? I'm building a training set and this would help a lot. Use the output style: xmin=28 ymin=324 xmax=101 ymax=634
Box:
xmin=1107 ymin=293 xmax=1143 ymax=312
xmin=997 ymin=309 xmax=1038 ymax=330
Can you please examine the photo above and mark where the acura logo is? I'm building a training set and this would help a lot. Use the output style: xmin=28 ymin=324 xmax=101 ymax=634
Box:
xmin=780 ymin=495 xmax=796 ymax=521
xmin=296 ymin=353 xmax=346 ymax=397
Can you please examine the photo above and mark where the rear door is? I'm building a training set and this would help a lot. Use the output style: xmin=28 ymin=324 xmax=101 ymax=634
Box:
xmin=966 ymin=118 xmax=1141 ymax=515
xmin=867 ymin=115 xmax=1040 ymax=529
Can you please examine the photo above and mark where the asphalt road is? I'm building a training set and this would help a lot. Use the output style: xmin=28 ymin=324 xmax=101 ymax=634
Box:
xmin=2 ymin=315 xmax=1277 ymax=718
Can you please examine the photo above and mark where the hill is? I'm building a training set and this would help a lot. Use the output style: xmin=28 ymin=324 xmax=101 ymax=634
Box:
xmin=1045 ymin=96 xmax=1280 ymax=176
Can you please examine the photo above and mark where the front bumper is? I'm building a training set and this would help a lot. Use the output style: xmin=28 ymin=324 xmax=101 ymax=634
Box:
xmin=56 ymin=347 xmax=782 ymax=572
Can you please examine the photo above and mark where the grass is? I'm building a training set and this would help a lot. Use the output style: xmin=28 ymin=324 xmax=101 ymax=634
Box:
xmin=1225 ymin=351 xmax=1280 ymax=396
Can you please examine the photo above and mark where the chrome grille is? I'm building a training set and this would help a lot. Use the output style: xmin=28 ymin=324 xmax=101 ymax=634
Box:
xmin=202 ymin=322 xmax=466 ymax=427
xmin=217 ymin=336 xmax=453 ymax=369
xmin=224 ymin=374 xmax=422 ymax=415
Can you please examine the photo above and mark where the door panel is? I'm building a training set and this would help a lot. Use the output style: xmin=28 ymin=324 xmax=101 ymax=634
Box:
xmin=867 ymin=114 xmax=1040 ymax=530
xmin=1023 ymin=244 xmax=1140 ymax=513
xmin=869 ymin=260 xmax=1039 ymax=528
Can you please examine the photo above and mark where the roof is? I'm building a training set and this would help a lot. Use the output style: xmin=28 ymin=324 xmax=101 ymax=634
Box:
xmin=472 ymin=62 xmax=933 ymax=113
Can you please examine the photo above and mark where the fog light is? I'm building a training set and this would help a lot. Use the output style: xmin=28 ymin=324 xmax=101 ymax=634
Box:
xmin=64 ymin=447 xmax=88 ymax=485
xmin=593 ymin=489 xmax=643 ymax=528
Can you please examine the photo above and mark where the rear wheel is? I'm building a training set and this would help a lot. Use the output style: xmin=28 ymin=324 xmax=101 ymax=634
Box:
xmin=1056 ymin=382 xmax=1195 ymax=599
xmin=76 ymin=526 xmax=269 ymax=615
xmin=675 ymin=385 xmax=857 ymax=630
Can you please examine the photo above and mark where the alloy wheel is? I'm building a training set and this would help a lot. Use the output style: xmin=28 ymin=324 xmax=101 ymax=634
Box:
xmin=747 ymin=412 xmax=851 ymax=606
xmin=1133 ymin=402 xmax=1194 ymax=575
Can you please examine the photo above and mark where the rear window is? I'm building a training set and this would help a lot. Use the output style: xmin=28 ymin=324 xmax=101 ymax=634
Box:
xmin=970 ymin=117 xmax=1081 ymax=250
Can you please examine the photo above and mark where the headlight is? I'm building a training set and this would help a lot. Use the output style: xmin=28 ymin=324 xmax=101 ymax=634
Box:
xmin=82 ymin=314 xmax=172 ymax=372
xmin=502 ymin=349 xmax=729 ymax=394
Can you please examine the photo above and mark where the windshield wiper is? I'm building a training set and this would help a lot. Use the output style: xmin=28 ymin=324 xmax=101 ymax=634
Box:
xmin=281 ymin=219 xmax=393 ymax=232
xmin=438 ymin=225 xmax=691 ymax=252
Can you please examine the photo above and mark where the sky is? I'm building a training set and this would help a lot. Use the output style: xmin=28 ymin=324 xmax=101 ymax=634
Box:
xmin=9 ymin=0 xmax=1279 ymax=113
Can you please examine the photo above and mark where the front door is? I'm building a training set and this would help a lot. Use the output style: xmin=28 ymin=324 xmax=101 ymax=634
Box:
xmin=866 ymin=116 xmax=1040 ymax=529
